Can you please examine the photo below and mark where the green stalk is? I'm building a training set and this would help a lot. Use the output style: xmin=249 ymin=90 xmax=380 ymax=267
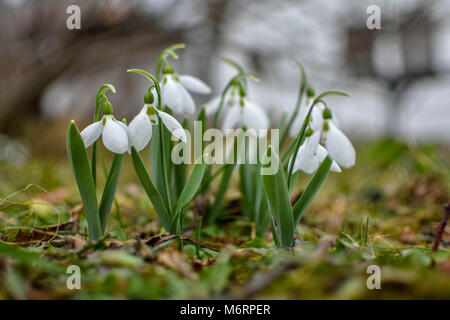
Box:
xmin=280 ymin=61 xmax=307 ymax=148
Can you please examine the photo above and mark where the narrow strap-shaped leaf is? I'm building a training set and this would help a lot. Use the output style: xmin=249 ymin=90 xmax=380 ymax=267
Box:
xmin=173 ymin=117 xmax=189 ymax=201
xmin=240 ymin=163 xmax=256 ymax=220
xmin=171 ymin=155 xmax=207 ymax=233
xmin=261 ymin=146 xmax=294 ymax=248
xmin=206 ymin=163 xmax=235 ymax=225
xmin=292 ymin=157 xmax=332 ymax=226
xmin=99 ymin=153 xmax=124 ymax=232
xmin=66 ymin=121 xmax=102 ymax=240
xmin=131 ymin=147 xmax=172 ymax=231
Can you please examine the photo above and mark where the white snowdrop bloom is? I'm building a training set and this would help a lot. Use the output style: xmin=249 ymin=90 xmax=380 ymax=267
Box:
xmin=128 ymin=104 xmax=186 ymax=152
xmin=291 ymin=132 xmax=341 ymax=174
xmin=81 ymin=115 xmax=129 ymax=154
xmin=316 ymin=145 xmax=342 ymax=173
xmin=203 ymin=88 xmax=238 ymax=116
xmin=222 ymin=99 xmax=269 ymax=136
xmin=291 ymin=131 xmax=321 ymax=174
xmin=289 ymin=101 xmax=324 ymax=138
xmin=323 ymin=120 xmax=355 ymax=169
xmin=160 ymin=73 xmax=210 ymax=115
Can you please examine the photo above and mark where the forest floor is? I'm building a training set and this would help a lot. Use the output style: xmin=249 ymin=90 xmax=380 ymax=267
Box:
xmin=0 ymin=139 xmax=449 ymax=299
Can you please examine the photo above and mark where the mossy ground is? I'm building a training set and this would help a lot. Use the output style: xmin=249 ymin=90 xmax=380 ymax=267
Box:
xmin=0 ymin=139 xmax=449 ymax=299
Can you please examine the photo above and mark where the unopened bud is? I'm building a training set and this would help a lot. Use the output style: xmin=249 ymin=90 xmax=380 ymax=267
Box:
xmin=144 ymin=91 xmax=154 ymax=104
xmin=323 ymin=108 xmax=332 ymax=119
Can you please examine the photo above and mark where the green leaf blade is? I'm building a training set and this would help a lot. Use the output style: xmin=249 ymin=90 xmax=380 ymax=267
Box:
xmin=131 ymin=147 xmax=172 ymax=231
xmin=292 ymin=157 xmax=332 ymax=226
xmin=99 ymin=153 xmax=124 ymax=232
xmin=66 ymin=121 xmax=102 ymax=240
xmin=261 ymin=146 xmax=294 ymax=248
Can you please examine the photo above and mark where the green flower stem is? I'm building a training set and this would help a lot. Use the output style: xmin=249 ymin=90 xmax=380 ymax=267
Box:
xmin=127 ymin=69 xmax=173 ymax=216
xmin=91 ymin=84 xmax=116 ymax=185
xmin=155 ymin=43 xmax=185 ymax=79
xmin=158 ymin=113 xmax=173 ymax=216
xmin=280 ymin=61 xmax=307 ymax=149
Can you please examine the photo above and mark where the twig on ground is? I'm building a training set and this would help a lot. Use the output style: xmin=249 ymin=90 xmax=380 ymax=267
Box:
xmin=432 ymin=203 xmax=450 ymax=252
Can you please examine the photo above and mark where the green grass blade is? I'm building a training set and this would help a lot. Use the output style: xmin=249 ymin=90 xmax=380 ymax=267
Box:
xmin=66 ymin=121 xmax=102 ymax=240
xmin=292 ymin=157 xmax=332 ymax=226
xmin=131 ymin=147 xmax=172 ymax=231
xmin=261 ymin=146 xmax=294 ymax=248
xmin=99 ymin=153 xmax=124 ymax=232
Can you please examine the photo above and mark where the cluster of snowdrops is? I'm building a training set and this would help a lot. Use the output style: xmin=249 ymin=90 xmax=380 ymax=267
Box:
xmin=67 ymin=44 xmax=355 ymax=248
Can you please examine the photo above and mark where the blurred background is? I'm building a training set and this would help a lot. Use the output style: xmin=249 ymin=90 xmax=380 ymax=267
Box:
xmin=1 ymin=0 xmax=450 ymax=165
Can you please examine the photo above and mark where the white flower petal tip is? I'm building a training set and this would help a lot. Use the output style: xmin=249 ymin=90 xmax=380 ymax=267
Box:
xmin=179 ymin=75 xmax=211 ymax=95
xmin=80 ymin=120 xmax=103 ymax=148
xmin=156 ymin=110 xmax=187 ymax=143
xmin=315 ymin=145 xmax=341 ymax=173
xmin=102 ymin=117 xmax=129 ymax=154
xmin=161 ymin=75 xmax=196 ymax=115
xmin=204 ymin=96 xmax=221 ymax=116
xmin=128 ymin=113 xmax=152 ymax=152
xmin=325 ymin=122 xmax=356 ymax=169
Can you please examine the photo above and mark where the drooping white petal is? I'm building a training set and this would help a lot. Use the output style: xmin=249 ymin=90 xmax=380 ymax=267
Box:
xmin=128 ymin=111 xmax=152 ymax=152
xmin=316 ymin=145 xmax=341 ymax=173
xmin=310 ymin=103 xmax=324 ymax=132
xmin=179 ymin=74 xmax=211 ymax=95
xmin=291 ymin=132 xmax=321 ymax=174
xmin=102 ymin=116 xmax=129 ymax=154
xmin=150 ymin=87 xmax=159 ymax=108
xmin=242 ymin=100 xmax=269 ymax=134
xmin=204 ymin=95 xmax=221 ymax=116
xmin=80 ymin=120 xmax=103 ymax=148
xmin=177 ymin=83 xmax=196 ymax=115
xmin=161 ymin=75 xmax=185 ymax=113
xmin=324 ymin=121 xmax=355 ymax=168
xmin=161 ymin=75 xmax=196 ymax=115
xmin=155 ymin=109 xmax=187 ymax=143
xmin=222 ymin=105 xmax=242 ymax=133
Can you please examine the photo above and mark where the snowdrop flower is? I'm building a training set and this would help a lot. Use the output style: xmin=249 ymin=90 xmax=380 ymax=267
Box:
xmin=322 ymin=120 xmax=355 ymax=168
xmin=289 ymin=101 xmax=325 ymax=138
xmin=222 ymin=98 xmax=269 ymax=136
xmin=291 ymin=131 xmax=341 ymax=174
xmin=157 ymin=67 xmax=211 ymax=115
xmin=203 ymin=87 xmax=238 ymax=117
xmin=80 ymin=100 xmax=129 ymax=154
xmin=128 ymin=103 xmax=186 ymax=152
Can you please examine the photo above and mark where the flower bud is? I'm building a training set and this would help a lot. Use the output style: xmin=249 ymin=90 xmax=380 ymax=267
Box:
xmin=162 ymin=64 xmax=174 ymax=74
xmin=103 ymin=99 xmax=114 ymax=115
xmin=323 ymin=107 xmax=332 ymax=119
xmin=144 ymin=90 xmax=154 ymax=104
xmin=238 ymin=83 xmax=246 ymax=97
xmin=306 ymin=86 xmax=315 ymax=98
